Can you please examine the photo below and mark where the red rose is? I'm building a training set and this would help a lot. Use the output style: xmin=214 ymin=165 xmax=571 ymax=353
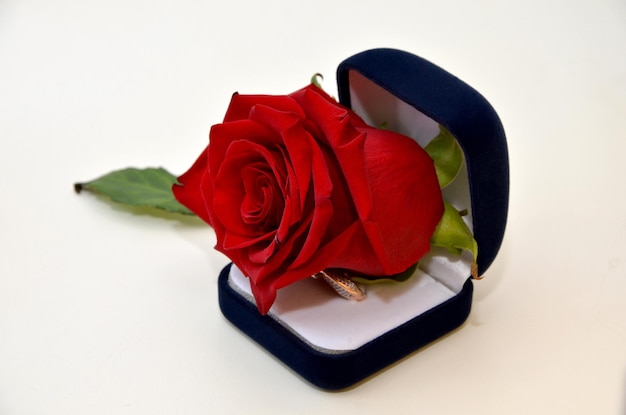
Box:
xmin=174 ymin=84 xmax=443 ymax=314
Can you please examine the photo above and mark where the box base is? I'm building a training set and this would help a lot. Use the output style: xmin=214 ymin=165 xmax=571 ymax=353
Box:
xmin=218 ymin=263 xmax=473 ymax=390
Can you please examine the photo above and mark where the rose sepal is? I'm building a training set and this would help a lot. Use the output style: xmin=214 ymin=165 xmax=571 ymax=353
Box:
xmin=430 ymin=201 xmax=479 ymax=277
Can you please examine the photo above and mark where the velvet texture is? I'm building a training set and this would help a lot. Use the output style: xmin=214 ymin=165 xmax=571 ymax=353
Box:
xmin=217 ymin=48 xmax=508 ymax=390
xmin=337 ymin=48 xmax=509 ymax=274
xmin=219 ymin=264 xmax=473 ymax=390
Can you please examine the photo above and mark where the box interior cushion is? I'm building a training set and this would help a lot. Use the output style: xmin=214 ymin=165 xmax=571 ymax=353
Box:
xmin=219 ymin=263 xmax=473 ymax=390
xmin=227 ymin=250 xmax=471 ymax=352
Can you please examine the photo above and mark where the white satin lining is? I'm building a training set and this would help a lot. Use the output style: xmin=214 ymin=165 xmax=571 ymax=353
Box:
xmin=229 ymin=258 xmax=468 ymax=352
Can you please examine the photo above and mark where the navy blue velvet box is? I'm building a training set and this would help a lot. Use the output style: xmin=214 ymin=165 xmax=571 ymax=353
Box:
xmin=218 ymin=48 xmax=509 ymax=391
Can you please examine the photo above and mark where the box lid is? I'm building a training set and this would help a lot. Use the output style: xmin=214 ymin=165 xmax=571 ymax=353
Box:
xmin=337 ymin=48 xmax=509 ymax=275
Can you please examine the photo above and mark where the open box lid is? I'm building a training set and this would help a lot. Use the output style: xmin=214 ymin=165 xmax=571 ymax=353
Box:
xmin=337 ymin=48 xmax=509 ymax=275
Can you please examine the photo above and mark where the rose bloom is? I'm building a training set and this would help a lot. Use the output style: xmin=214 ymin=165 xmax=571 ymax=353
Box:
xmin=174 ymin=84 xmax=443 ymax=314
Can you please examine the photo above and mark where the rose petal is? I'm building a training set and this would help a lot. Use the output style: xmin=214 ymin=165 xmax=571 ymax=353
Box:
xmin=358 ymin=129 xmax=443 ymax=274
xmin=247 ymin=221 xmax=360 ymax=315
xmin=173 ymin=149 xmax=212 ymax=224
xmin=291 ymin=86 xmax=373 ymax=220
xmin=212 ymin=140 xmax=287 ymax=237
xmin=224 ymin=93 xmax=305 ymax=122
xmin=208 ymin=120 xmax=282 ymax=175
xmin=249 ymin=104 xmax=314 ymax=214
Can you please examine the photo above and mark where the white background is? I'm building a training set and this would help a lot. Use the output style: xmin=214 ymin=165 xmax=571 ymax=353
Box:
xmin=1 ymin=0 xmax=625 ymax=413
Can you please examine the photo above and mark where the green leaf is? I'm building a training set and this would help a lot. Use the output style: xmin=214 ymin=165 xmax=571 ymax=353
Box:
xmin=430 ymin=201 xmax=478 ymax=277
xmin=351 ymin=263 xmax=418 ymax=285
xmin=74 ymin=167 xmax=195 ymax=215
xmin=425 ymin=126 xmax=464 ymax=188
xmin=311 ymin=73 xmax=324 ymax=88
